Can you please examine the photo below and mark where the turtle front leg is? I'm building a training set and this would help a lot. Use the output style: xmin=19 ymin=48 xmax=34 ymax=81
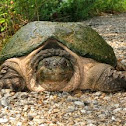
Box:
xmin=0 ymin=63 xmax=26 ymax=91
xmin=94 ymin=66 xmax=126 ymax=92
xmin=79 ymin=61 xmax=126 ymax=92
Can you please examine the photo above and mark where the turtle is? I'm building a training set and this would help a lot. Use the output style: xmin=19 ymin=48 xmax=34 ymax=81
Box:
xmin=0 ymin=21 xmax=125 ymax=92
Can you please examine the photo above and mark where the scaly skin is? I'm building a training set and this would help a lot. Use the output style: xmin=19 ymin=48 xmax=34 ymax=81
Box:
xmin=79 ymin=61 xmax=126 ymax=92
xmin=0 ymin=41 xmax=126 ymax=92
xmin=0 ymin=64 xmax=25 ymax=91
xmin=96 ymin=67 xmax=126 ymax=92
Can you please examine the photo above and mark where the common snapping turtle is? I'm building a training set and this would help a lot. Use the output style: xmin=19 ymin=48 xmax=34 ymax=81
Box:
xmin=0 ymin=21 xmax=125 ymax=92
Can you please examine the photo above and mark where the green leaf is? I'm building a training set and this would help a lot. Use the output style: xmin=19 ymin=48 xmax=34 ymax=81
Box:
xmin=0 ymin=18 xmax=5 ymax=24
xmin=0 ymin=13 xmax=7 ymax=16
xmin=1 ymin=26 xmax=6 ymax=32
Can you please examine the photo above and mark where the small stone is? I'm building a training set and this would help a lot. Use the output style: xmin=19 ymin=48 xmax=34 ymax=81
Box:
xmin=23 ymin=105 xmax=29 ymax=112
xmin=20 ymin=93 xmax=29 ymax=99
xmin=39 ymin=124 xmax=45 ymax=126
xmin=52 ymin=109 xmax=59 ymax=113
xmin=84 ymin=106 xmax=89 ymax=110
xmin=10 ymin=91 xmax=16 ymax=96
xmin=121 ymin=60 xmax=126 ymax=65
xmin=103 ymin=96 xmax=110 ymax=100
xmin=113 ymin=108 xmax=122 ymax=113
xmin=87 ymin=124 xmax=96 ymax=126
xmin=62 ymin=91 xmax=70 ymax=96
xmin=9 ymin=117 xmax=16 ymax=120
xmin=16 ymin=122 xmax=22 ymax=126
xmin=98 ymin=114 xmax=105 ymax=118
xmin=112 ymin=116 xmax=115 ymax=120
xmin=74 ymin=101 xmax=84 ymax=106
xmin=114 ymin=104 xmax=119 ymax=108
xmin=80 ymin=109 xmax=86 ymax=113
xmin=0 ymin=118 xmax=8 ymax=123
xmin=28 ymin=115 xmax=34 ymax=121
xmin=94 ymin=91 xmax=102 ymax=96
xmin=28 ymin=112 xmax=37 ymax=117
xmin=92 ymin=100 xmax=98 ymax=105
xmin=0 ymin=97 xmax=9 ymax=107
xmin=33 ymin=118 xmax=44 ymax=124
xmin=67 ymin=96 xmax=74 ymax=102
xmin=66 ymin=106 xmax=75 ymax=112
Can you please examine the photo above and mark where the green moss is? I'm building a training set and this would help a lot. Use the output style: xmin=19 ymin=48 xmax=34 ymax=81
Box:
xmin=55 ymin=23 xmax=117 ymax=66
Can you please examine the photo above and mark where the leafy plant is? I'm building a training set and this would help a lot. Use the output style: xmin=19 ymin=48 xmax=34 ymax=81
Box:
xmin=55 ymin=0 xmax=96 ymax=21
xmin=0 ymin=0 xmax=28 ymax=50
xmin=13 ymin=0 xmax=126 ymax=22
xmin=94 ymin=0 xmax=126 ymax=14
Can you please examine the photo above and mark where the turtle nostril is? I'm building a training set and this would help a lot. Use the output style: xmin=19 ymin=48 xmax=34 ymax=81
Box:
xmin=53 ymin=63 xmax=57 ymax=67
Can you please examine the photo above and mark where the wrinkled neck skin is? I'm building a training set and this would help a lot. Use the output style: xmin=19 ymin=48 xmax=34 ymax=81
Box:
xmin=3 ymin=40 xmax=87 ymax=92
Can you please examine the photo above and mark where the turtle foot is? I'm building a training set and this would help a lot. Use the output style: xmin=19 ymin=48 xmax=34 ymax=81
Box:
xmin=0 ymin=66 xmax=25 ymax=91
xmin=96 ymin=67 xmax=126 ymax=92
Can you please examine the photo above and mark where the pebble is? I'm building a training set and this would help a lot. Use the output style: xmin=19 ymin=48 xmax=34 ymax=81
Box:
xmin=0 ymin=97 xmax=9 ymax=107
xmin=66 ymin=106 xmax=75 ymax=112
xmin=74 ymin=101 xmax=84 ymax=106
xmin=88 ymin=124 xmax=96 ymax=126
xmin=94 ymin=91 xmax=102 ymax=96
xmin=80 ymin=109 xmax=86 ymax=113
xmin=113 ymin=108 xmax=122 ymax=113
xmin=16 ymin=122 xmax=22 ymax=126
xmin=28 ymin=115 xmax=34 ymax=121
xmin=0 ymin=13 xmax=126 ymax=126
xmin=0 ymin=118 xmax=8 ymax=123
xmin=112 ymin=116 xmax=116 ymax=120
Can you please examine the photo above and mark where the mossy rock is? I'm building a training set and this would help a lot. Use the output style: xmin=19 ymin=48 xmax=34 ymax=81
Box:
xmin=0 ymin=21 xmax=117 ymax=66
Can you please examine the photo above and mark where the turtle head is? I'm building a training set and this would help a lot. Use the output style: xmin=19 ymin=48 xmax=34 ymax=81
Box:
xmin=36 ymin=56 xmax=74 ymax=91
xmin=37 ymin=56 xmax=73 ymax=82
xmin=29 ymin=39 xmax=81 ymax=91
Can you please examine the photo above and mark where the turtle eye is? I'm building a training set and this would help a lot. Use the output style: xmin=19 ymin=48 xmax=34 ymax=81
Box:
xmin=44 ymin=60 xmax=50 ymax=66
xmin=37 ymin=59 xmax=51 ymax=70
xmin=59 ymin=58 xmax=68 ymax=68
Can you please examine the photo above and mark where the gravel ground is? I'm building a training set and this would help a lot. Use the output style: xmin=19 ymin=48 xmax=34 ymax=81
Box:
xmin=0 ymin=13 xmax=126 ymax=126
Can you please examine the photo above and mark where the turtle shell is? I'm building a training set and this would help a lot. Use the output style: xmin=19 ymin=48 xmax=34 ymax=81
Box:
xmin=0 ymin=21 xmax=117 ymax=66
